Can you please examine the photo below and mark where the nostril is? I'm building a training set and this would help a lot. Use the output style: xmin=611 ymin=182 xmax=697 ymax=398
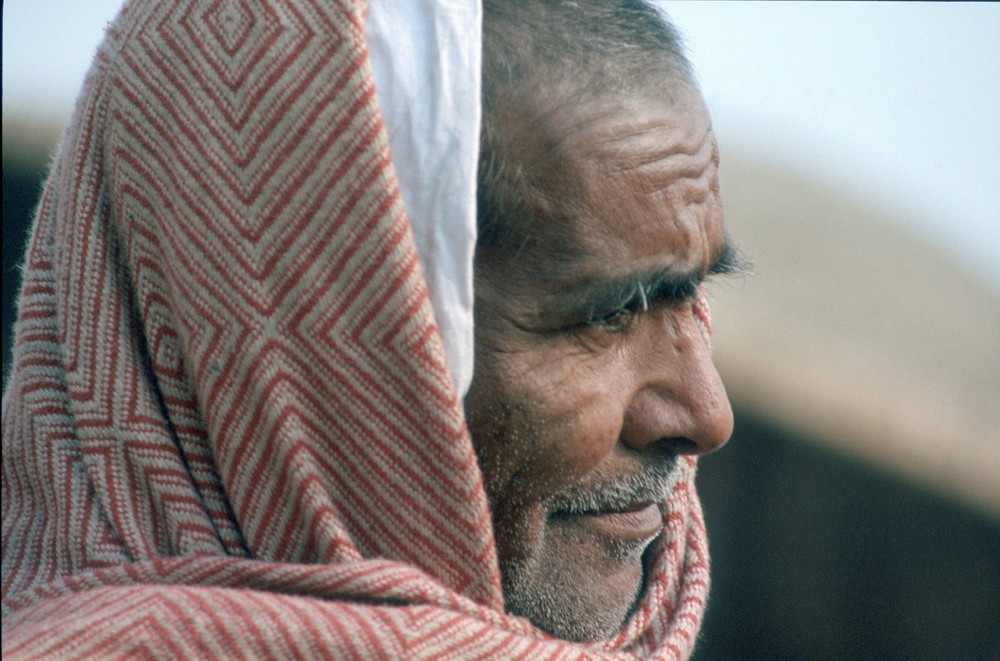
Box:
xmin=662 ymin=437 xmax=698 ymax=454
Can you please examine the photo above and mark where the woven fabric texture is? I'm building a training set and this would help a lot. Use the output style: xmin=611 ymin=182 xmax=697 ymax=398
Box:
xmin=1 ymin=0 xmax=710 ymax=658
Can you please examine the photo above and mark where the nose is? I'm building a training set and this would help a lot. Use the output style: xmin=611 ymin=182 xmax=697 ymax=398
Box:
xmin=619 ymin=307 xmax=734 ymax=455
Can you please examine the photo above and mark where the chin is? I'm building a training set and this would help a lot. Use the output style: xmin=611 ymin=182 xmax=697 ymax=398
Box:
xmin=500 ymin=522 xmax=651 ymax=642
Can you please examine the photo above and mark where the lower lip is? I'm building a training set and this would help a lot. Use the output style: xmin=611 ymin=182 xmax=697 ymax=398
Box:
xmin=568 ymin=503 xmax=664 ymax=542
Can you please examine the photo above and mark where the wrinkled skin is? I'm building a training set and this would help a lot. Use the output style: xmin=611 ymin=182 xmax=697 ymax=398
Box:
xmin=465 ymin=86 xmax=736 ymax=642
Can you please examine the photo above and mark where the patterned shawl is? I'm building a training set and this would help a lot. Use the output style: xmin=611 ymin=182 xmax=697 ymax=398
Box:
xmin=1 ymin=0 xmax=710 ymax=657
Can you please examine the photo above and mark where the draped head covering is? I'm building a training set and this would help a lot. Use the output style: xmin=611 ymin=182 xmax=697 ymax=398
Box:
xmin=1 ymin=0 xmax=711 ymax=657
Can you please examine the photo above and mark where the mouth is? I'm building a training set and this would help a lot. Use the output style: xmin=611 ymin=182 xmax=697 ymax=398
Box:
xmin=553 ymin=501 xmax=665 ymax=543
xmin=544 ymin=458 xmax=681 ymax=546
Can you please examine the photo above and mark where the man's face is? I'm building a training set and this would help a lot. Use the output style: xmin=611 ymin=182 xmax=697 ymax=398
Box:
xmin=465 ymin=87 xmax=736 ymax=641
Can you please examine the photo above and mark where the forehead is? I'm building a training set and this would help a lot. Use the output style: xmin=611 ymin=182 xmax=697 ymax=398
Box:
xmin=506 ymin=89 xmax=725 ymax=286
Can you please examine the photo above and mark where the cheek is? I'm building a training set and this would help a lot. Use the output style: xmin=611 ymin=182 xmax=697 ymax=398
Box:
xmin=469 ymin=348 xmax=630 ymax=500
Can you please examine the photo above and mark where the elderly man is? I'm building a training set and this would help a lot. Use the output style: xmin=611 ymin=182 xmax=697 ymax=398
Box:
xmin=468 ymin=1 xmax=741 ymax=642
xmin=2 ymin=0 xmax=740 ymax=657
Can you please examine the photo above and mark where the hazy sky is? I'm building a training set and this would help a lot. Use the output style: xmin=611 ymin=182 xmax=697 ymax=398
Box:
xmin=667 ymin=2 xmax=1000 ymax=290
xmin=4 ymin=1 xmax=999 ymax=289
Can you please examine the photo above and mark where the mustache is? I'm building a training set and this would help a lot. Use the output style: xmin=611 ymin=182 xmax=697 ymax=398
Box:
xmin=544 ymin=453 xmax=683 ymax=515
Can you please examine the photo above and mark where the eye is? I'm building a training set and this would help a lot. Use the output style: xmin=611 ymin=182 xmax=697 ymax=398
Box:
xmin=589 ymin=307 xmax=633 ymax=332
xmin=583 ymin=300 xmax=641 ymax=334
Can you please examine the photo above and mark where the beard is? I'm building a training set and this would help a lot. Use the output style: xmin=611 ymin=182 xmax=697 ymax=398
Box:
xmin=500 ymin=534 xmax=654 ymax=642
xmin=498 ymin=454 xmax=682 ymax=642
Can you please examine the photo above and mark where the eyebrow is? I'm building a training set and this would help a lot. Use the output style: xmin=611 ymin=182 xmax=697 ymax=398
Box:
xmin=544 ymin=239 xmax=749 ymax=323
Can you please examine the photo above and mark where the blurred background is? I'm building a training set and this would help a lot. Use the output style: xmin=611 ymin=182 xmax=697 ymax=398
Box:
xmin=4 ymin=1 xmax=999 ymax=659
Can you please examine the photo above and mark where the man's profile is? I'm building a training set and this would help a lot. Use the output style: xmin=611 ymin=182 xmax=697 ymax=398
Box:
xmin=470 ymin=0 xmax=742 ymax=641
xmin=1 ymin=0 xmax=741 ymax=657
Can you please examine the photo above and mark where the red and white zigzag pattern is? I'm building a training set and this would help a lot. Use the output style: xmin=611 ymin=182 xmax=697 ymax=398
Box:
xmin=1 ymin=0 xmax=710 ymax=657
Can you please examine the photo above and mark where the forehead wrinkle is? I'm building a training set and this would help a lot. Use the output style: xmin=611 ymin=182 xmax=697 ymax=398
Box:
xmin=609 ymin=127 xmax=717 ymax=199
xmin=582 ymin=115 xmax=691 ymax=148
xmin=494 ymin=95 xmax=727 ymax=305
xmin=552 ymin=89 xmax=708 ymax=155
xmin=616 ymin=126 xmax=714 ymax=176
xmin=606 ymin=121 xmax=712 ymax=169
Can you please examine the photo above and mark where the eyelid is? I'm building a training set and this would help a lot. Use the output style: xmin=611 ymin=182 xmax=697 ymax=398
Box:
xmin=584 ymin=279 xmax=697 ymax=325
xmin=552 ymin=268 xmax=719 ymax=339
xmin=581 ymin=295 xmax=644 ymax=333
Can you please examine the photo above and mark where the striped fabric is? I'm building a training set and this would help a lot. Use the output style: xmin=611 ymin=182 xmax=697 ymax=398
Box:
xmin=0 ymin=0 xmax=710 ymax=658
